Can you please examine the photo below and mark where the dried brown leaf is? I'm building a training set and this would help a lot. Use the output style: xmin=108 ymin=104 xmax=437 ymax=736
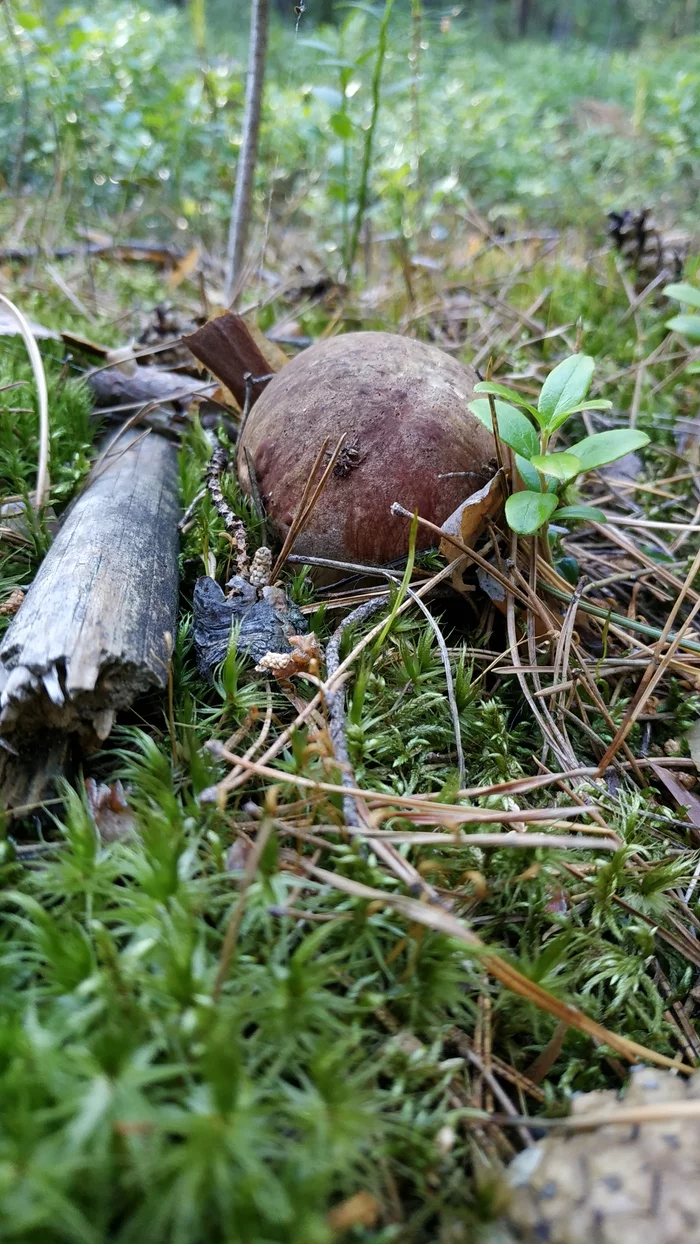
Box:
xmin=439 ymin=470 xmax=505 ymax=561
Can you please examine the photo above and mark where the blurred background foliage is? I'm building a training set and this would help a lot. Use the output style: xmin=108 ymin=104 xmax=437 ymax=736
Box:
xmin=1 ymin=0 xmax=699 ymax=260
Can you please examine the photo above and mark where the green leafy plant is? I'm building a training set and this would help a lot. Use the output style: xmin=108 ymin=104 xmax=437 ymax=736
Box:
xmin=664 ymin=282 xmax=700 ymax=373
xmin=470 ymin=354 xmax=649 ymax=540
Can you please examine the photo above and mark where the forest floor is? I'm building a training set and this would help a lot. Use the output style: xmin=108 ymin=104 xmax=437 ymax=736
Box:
xmin=1 ymin=6 xmax=700 ymax=1242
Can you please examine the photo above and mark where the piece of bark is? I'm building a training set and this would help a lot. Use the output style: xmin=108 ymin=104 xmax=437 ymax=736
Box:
xmin=87 ymin=363 xmax=209 ymax=411
xmin=192 ymin=575 xmax=307 ymax=681
xmin=0 ymin=427 xmax=179 ymax=766
xmin=183 ymin=312 xmax=278 ymax=408
xmin=85 ymin=364 xmax=240 ymax=440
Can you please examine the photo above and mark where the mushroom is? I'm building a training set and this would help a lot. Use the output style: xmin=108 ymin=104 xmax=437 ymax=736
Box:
xmin=237 ymin=331 xmax=495 ymax=566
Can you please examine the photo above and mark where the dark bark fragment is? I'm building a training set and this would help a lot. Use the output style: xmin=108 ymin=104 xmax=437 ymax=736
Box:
xmin=192 ymin=576 xmax=307 ymax=681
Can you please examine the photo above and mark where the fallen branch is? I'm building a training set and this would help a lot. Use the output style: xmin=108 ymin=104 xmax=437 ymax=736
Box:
xmin=0 ymin=240 xmax=188 ymax=265
xmin=0 ymin=425 xmax=180 ymax=804
xmin=86 ymin=362 xmax=211 ymax=412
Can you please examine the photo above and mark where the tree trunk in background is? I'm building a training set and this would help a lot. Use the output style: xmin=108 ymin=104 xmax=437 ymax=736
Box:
xmin=517 ymin=0 xmax=532 ymax=36
xmin=225 ymin=0 xmax=270 ymax=305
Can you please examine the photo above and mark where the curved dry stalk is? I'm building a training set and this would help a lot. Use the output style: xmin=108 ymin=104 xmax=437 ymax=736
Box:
xmin=315 ymin=558 xmax=466 ymax=787
xmin=0 ymin=293 xmax=49 ymax=509
xmin=404 ymin=586 xmax=465 ymax=787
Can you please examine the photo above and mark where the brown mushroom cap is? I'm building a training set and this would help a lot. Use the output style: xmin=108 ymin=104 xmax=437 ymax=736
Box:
xmin=237 ymin=331 xmax=495 ymax=566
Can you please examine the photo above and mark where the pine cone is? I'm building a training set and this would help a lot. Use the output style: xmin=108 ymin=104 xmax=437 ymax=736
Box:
xmin=608 ymin=209 xmax=689 ymax=290
xmin=502 ymin=1067 xmax=700 ymax=1244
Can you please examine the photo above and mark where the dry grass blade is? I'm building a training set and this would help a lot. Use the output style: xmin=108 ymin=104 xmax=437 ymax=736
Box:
xmin=0 ymin=292 xmax=50 ymax=509
xmin=321 ymin=830 xmax=616 ymax=849
xmin=207 ymin=747 xmax=608 ymax=826
xmin=597 ymin=547 xmax=700 ymax=773
xmin=498 ymin=1100 xmax=700 ymax=1132
xmin=269 ymin=434 xmax=346 ymax=581
xmin=296 ymin=862 xmax=689 ymax=1072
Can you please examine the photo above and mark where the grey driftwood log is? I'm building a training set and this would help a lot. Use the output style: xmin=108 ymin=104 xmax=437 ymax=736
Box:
xmin=0 ymin=426 xmax=179 ymax=800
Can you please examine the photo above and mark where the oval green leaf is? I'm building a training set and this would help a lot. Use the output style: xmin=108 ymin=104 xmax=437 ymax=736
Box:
xmin=330 ymin=111 xmax=354 ymax=139
xmin=537 ymin=354 xmax=595 ymax=428
xmin=505 ymin=490 xmax=559 ymax=535
xmin=664 ymin=282 xmax=700 ymax=309
xmin=515 ymin=453 xmax=541 ymax=491
xmin=554 ymin=505 xmax=608 ymax=522
xmin=546 ymin=399 xmax=613 ymax=435
xmin=666 ymin=314 xmax=700 ymax=341
xmin=468 ymin=399 xmax=539 ymax=459
xmin=530 ymin=452 xmax=581 ymax=480
xmin=473 ymin=381 xmax=542 ymax=421
xmin=567 ymin=429 xmax=650 ymax=472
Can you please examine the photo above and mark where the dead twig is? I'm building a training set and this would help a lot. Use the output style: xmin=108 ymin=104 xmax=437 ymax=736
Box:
xmin=224 ymin=0 xmax=270 ymax=303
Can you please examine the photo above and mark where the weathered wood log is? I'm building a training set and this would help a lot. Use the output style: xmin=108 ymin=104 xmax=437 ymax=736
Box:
xmin=0 ymin=426 xmax=180 ymax=800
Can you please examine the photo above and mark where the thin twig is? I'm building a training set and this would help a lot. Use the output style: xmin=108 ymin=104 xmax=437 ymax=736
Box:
xmin=224 ymin=0 xmax=270 ymax=303
xmin=206 ymin=445 xmax=249 ymax=576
